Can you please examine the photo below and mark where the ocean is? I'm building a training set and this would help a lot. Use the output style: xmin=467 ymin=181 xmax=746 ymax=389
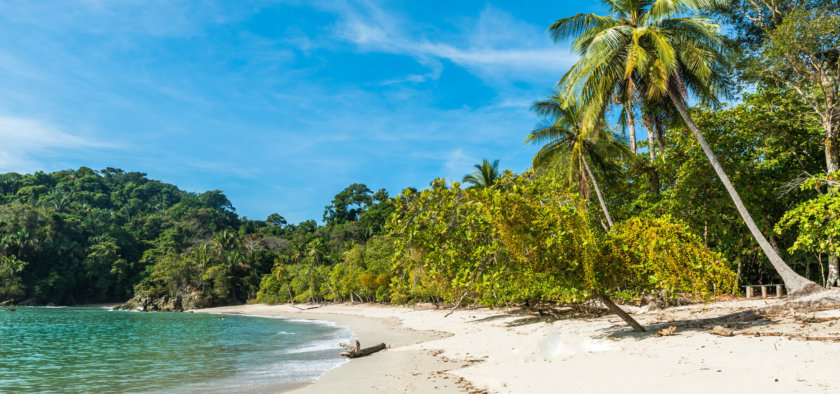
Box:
xmin=0 ymin=307 xmax=352 ymax=392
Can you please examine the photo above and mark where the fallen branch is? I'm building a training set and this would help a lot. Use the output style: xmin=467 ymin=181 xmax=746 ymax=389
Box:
xmin=290 ymin=304 xmax=323 ymax=311
xmin=339 ymin=340 xmax=387 ymax=358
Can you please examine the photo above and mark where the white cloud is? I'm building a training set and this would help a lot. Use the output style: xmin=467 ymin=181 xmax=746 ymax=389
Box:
xmin=0 ymin=116 xmax=114 ymax=172
xmin=321 ymin=1 xmax=577 ymax=84
xmin=443 ymin=148 xmax=479 ymax=183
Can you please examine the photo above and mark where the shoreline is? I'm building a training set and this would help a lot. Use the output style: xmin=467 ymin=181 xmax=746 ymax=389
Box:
xmin=196 ymin=300 xmax=840 ymax=393
xmin=195 ymin=304 xmax=468 ymax=393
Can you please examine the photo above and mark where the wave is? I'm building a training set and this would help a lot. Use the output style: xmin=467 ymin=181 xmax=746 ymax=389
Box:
xmin=282 ymin=325 xmax=354 ymax=355
xmin=182 ymin=357 xmax=349 ymax=392
xmin=236 ymin=314 xmax=355 ymax=354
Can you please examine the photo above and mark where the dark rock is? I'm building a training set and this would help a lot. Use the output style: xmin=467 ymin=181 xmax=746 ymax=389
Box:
xmin=115 ymin=292 xmax=209 ymax=312
xmin=18 ymin=298 xmax=38 ymax=306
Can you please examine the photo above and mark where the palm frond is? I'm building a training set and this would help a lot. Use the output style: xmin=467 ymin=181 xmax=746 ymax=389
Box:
xmin=549 ymin=13 xmax=622 ymax=46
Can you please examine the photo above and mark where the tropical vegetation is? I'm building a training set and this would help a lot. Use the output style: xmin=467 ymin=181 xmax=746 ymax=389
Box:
xmin=2 ymin=0 xmax=839 ymax=330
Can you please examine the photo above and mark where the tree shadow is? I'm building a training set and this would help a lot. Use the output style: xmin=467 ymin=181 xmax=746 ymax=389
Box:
xmin=599 ymin=314 xmax=779 ymax=340
xmin=503 ymin=306 xmax=611 ymax=327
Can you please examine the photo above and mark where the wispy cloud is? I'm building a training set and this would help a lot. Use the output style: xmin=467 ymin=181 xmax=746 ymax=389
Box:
xmin=443 ymin=148 xmax=479 ymax=183
xmin=322 ymin=1 xmax=576 ymax=84
xmin=0 ymin=0 xmax=572 ymax=222
xmin=0 ymin=116 xmax=116 ymax=172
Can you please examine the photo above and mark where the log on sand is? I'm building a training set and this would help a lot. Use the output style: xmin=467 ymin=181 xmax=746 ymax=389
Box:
xmin=339 ymin=340 xmax=387 ymax=358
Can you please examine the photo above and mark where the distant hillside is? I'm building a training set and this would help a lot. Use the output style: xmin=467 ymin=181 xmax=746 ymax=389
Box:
xmin=0 ymin=167 xmax=240 ymax=304
xmin=0 ymin=168 xmax=393 ymax=309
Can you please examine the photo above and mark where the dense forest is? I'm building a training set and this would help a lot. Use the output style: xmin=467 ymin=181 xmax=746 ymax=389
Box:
xmin=0 ymin=168 xmax=394 ymax=306
xmin=1 ymin=0 xmax=839 ymax=328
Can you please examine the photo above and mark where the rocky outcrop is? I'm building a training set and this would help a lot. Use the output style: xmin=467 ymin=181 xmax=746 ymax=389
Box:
xmin=115 ymin=292 xmax=208 ymax=312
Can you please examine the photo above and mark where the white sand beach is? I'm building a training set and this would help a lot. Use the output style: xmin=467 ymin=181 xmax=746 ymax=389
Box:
xmin=196 ymin=298 xmax=840 ymax=393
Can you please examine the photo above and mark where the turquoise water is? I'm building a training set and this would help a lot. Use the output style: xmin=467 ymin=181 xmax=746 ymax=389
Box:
xmin=0 ymin=307 xmax=352 ymax=392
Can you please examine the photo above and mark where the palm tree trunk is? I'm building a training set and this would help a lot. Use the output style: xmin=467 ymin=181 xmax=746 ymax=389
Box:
xmin=644 ymin=166 xmax=660 ymax=194
xmin=656 ymin=119 xmax=666 ymax=152
xmin=668 ymin=90 xmax=819 ymax=295
xmin=596 ymin=290 xmax=645 ymax=332
xmin=641 ymin=114 xmax=661 ymax=193
xmin=643 ymin=114 xmax=656 ymax=161
xmin=625 ymin=104 xmax=637 ymax=154
xmin=581 ymin=154 xmax=614 ymax=229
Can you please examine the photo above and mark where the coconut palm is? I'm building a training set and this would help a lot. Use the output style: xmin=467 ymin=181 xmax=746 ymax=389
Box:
xmin=549 ymin=0 xmax=819 ymax=293
xmin=462 ymin=159 xmax=501 ymax=189
xmin=526 ymin=95 xmax=629 ymax=229
xmin=640 ymin=97 xmax=672 ymax=159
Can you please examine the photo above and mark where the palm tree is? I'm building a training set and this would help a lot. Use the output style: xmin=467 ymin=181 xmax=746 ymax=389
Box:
xmin=462 ymin=159 xmax=501 ymax=189
xmin=640 ymin=97 xmax=672 ymax=160
xmin=615 ymin=79 xmax=639 ymax=155
xmin=213 ymin=230 xmax=239 ymax=251
xmin=549 ymin=0 xmax=819 ymax=294
xmin=526 ymin=95 xmax=629 ymax=229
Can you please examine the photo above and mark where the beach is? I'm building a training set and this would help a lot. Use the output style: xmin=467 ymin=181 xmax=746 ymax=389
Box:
xmin=196 ymin=298 xmax=840 ymax=393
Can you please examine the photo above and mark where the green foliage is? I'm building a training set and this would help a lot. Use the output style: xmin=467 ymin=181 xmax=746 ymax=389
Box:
xmin=389 ymin=178 xmax=503 ymax=304
xmin=622 ymin=86 xmax=827 ymax=283
xmin=462 ymin=159 xmax=501 ymax=189
xmin=0 ymin=167 xmax=401 ymax=306
xmin=388 ymin=171 xmax=736 ymax=307
xmin=776 ymin=171 xmax=840 ymax=257
xmin=254 ymin=234 xmax=394 ymax=304
xmin=323 ymin=183 xmax=374 ymax=225
xmin=550 ymin=0 xmax=732 ymax=126
xmin=605 ymin=217 xmax=738 ymax=300
xmin=0 ymin=254 xmax=27 ymax=299
xmin=4 ymin=1 xmax=840 ymax=311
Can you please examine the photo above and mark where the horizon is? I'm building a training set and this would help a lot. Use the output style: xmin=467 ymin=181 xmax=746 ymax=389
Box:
xmin=0 ymin=1 xmax=607 ymax=223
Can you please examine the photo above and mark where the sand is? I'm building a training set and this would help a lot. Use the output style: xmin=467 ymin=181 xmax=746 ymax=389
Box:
xmin=195 ymin=297 xmax=840 ymax=393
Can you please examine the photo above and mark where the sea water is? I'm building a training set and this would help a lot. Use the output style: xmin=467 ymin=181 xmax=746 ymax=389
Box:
xmin=0 ymin=307 xmax=352 ymax=392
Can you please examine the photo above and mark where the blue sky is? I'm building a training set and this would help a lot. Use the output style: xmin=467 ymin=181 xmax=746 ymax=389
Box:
xmin=0 ymin=0 xmax=604 ymax=223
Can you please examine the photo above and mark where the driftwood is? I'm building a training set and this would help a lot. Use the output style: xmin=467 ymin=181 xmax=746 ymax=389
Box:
xmin=290 ymin=304 xmax=323 ymax=311
xmin=339 ymin=340 xmax=387 ymax=358
xmin=710 ymin=325 xmax=734 ymax=336
xmin=655 ymin=326 xmax=677 ymax=337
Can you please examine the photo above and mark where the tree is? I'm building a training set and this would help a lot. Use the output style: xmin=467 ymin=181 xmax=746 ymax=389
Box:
xmin=525 ymin=95 xmax=629 ymax=229
xmin=265 ymin=213 xmax=287 ymax=227
xmin=635 ymin=88 xmax=825 ymax=284
xmin=389 ymin=172 xmax=737 ymax=331
xmin=777 ymin=171 xmax=840 ymax=286
xmin=323 ymin=183 xmax=374 ymax=225
xmin=756 ymin=8 xmax=840 ymax=286
xmin=756 ymin=8 xmax=840 ymax=174
xmin=0 ymin=255 xmax=27 ymax=300
xmin=462 ymin=159 xmax=501 ymax=189
xmin=549 ymin=0 xmax=820 ymax=294
xmin=720 ymin=0 xmax=839 ymax=52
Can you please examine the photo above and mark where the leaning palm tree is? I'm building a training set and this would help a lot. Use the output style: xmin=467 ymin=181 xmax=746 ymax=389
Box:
xmin=550 ymin=0 xmax=819 ymax=294
xmin=526 ymin=95 xmax=629 ymax=229
xmin=462 ymin=159 xmax=501 ymax=189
